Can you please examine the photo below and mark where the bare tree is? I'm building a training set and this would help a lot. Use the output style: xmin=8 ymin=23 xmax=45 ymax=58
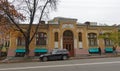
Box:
xmin=0 ymin=0 xmax=59 ymax=57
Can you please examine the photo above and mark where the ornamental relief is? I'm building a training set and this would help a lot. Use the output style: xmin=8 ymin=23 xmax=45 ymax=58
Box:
xmin=62 ymin=24 xmax=74 ymax=29
xmin=77 ymin=29 xmax=83 ymax=33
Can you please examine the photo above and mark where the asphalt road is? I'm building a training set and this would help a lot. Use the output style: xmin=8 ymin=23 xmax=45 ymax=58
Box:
xmin=0 ymin=57 xmax=120 ymax=71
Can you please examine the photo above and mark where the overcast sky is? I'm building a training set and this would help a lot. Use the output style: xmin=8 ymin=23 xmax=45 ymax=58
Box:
xmin=49 ymin=0 xmax=120 ymax=25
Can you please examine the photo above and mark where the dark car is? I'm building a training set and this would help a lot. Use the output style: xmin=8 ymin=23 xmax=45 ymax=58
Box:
xmin=39 ymin=49 xmax=70 ymax=61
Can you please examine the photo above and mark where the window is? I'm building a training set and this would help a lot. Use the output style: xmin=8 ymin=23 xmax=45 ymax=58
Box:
xmin=88 ymin=33 xmax=97 ymax=46
xmin=78 ymin=32 xmax=82 ymax=41
xmin=104 ymin=33 xmax=113 ymax=46
xmin=4 ymin=41 xmax=10 ymax=47
xmin=36 ymin=32 xmax=47 ymax=45
xmin=54 ymin=32 xmax=58 ymax=41
xmin=17 ymin=36 xmax=25 ymax=46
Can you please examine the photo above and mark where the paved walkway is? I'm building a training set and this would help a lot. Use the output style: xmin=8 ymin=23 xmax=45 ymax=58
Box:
xmin=0 ymin=53 xmax=120 ymax=64
xmin=71 ymin=53 xmax=120 ymax=59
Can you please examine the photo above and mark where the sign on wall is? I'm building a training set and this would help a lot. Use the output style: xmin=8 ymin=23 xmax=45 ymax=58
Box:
xmin=62 ymin=24 xmax=74 ymax=29
xmin=79 ymin=42 xmax=83 ymax=49
xmin=54 ymin=42 xmax=58 ymax=48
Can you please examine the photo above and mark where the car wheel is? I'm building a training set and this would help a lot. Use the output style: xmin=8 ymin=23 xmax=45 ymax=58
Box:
xmin=42 ymin=57 xmax=48 ymax=62
xmin=62 ymin=56 xmax=67 ymax=60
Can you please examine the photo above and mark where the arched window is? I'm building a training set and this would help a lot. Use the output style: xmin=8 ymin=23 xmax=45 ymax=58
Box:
xmin=17 ymin=36 xmax=25 ymax=46
xmin=54 ymin=32 xmax=58 ymax=41
xmin=78 ymin=32 xmax=82 ymax=41
xmin=36 ymin=32 xmax=47 ymax=45
xmin=88 ymin=33 xmax=97 ymax=46
xmin=104 ymin=33 xmax=113 ymax=46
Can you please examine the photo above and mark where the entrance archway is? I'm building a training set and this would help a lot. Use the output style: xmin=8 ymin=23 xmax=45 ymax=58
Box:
xmin=63 ymin=30 xmax=74 ymax=57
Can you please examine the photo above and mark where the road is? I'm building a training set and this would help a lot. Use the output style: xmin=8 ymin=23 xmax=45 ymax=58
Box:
xmin=0 ymin=57 xmax=120 ymax=71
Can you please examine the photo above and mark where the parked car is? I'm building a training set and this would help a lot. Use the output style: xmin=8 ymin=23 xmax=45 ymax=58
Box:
xmin=39 ymin=49 xmax=70 ymax=61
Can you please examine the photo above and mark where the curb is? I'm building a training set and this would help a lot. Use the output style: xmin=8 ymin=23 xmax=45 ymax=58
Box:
xmin=0 ymin=59 xmax=40 ymax=64
xmin=70 ymin=55 xmax=120 ymax=60
xmin=0 ymin=55 xmax=120 ymax=64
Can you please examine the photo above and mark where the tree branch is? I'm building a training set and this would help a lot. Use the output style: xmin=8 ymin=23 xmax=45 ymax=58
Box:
xmin=29 ymin=0 xmax=49 ymax=42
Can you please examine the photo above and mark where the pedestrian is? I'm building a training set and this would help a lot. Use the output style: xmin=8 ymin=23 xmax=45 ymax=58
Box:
xmin=113 ymin=46 xmax=117 ymax=55
xmin=98 ymin=47 xmax=101 ymax=55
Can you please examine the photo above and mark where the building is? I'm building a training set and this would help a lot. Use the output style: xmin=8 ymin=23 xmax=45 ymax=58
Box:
xmin=1 ymin=17 xmax=119 ymax=57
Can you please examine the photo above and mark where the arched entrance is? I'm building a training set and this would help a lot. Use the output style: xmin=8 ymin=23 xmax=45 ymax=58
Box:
xmin=63 ymin=30 xmax=74 ymax=57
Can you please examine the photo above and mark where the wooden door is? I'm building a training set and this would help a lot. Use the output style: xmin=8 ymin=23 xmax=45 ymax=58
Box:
xmin=63 ymin=30 xmax=74 ymax=57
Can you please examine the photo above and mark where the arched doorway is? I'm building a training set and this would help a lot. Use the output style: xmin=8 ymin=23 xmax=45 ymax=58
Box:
xmin=63 ymin=30 xmax=74 ymax=57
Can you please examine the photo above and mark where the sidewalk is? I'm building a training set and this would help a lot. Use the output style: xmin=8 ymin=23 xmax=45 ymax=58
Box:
xmin=0 ymin=53 xmax=120 ymax=64
xmin=71 ymin=53 xmax=120 ymax=59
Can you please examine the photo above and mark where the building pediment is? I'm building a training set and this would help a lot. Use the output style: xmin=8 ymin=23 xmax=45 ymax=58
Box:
xmin=48 ymin=17 xmax=77 ymax=25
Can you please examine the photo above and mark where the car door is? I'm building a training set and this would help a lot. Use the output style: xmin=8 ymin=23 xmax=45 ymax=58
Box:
xmin=48 ymin=54 xmax=57 ymax=60
xmin=53 ymin=53 xmax=60 ymax=60
xmin=53 ymin=51 xmax=62 ymax=60
xmin=55 ymin=50 xmax=62 ymax=60
xmin=48 ymin=50 xmax=58 ymax=60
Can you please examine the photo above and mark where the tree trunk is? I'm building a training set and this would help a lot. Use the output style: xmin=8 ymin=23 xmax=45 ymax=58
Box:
xmin=24 ymin=38 xmax=30 ymax=58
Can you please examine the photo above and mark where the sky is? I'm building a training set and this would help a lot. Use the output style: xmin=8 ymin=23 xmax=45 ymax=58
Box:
xmin=49 ymin=0 xmax=120 ymax=25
